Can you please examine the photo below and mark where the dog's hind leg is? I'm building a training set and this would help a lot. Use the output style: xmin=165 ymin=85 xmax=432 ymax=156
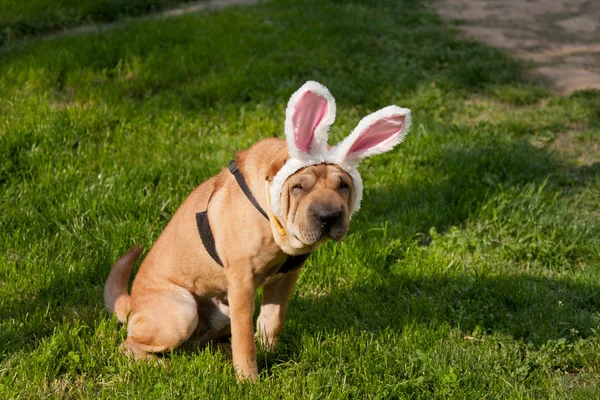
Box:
xmin=185 ymin=297 xmax=231 ymax=350
xmin=121 ymin=287 xmax=199 ymax=359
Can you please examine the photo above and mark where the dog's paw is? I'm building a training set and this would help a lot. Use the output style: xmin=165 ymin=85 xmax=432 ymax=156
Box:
xmin=235 ymin=366 xmax=259 ymax=383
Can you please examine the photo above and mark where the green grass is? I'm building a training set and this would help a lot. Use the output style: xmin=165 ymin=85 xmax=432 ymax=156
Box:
xmin=0 ymin=0 xmax=198 ymax=45
xmin=1 ymin=0 xmax=599 ymax=398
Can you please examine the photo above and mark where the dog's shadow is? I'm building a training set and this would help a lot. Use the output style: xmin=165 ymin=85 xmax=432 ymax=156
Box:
xmin=258 ymin=269 xmax=599 ymax=373
xmin=288 ymin=271 xmax=600 ymax=343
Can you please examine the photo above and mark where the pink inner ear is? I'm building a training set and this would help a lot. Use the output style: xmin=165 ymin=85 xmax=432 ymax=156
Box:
xmin=293 ymin=90 xmax=328 ymax=154
xmin=348 ymin=114 xmax=405 ymax=154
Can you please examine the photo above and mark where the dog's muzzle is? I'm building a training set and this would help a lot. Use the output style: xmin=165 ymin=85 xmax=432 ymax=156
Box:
xmin=303 ymin=204 xmax=347 ymax=243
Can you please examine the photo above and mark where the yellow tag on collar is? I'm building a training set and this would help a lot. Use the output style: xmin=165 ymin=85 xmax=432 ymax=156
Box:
xmin=265 ymin=181 xmax=287 ymax=236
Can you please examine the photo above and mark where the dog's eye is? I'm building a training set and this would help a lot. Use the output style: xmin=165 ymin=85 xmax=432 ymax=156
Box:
xmin=291 ymin=183 xmax=303 ymax=194
xmin=339 ymin=181 xmax=350 ymax=192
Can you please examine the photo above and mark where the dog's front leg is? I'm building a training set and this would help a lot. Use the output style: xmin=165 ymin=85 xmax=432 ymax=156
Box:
xmin=256 ymin=269 xmax=302 ymax=351
xmin=227 ymin=272 xmax=259 ymax=381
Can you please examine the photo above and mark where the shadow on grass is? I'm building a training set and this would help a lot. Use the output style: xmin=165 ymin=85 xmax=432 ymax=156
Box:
xmin=289 ymin=273 xmax=600 ymax=346
xmin=264 ymin=271 xmax=600 ymax=376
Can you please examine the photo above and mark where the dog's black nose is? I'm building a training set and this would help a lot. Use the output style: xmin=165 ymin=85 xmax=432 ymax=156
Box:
xmin=314 ymin=208 xmax=343 ymax=226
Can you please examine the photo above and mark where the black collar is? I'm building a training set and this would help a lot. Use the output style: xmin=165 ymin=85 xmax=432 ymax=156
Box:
xmin=195 ymin=160 xmax=310 ymax=274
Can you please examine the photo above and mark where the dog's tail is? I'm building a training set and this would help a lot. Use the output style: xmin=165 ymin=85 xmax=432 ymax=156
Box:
xmin=104 ymin=245 xmax=143 ymax=323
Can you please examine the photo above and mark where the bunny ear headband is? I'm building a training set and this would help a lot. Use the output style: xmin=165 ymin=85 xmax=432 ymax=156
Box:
xmin=269 ymin=81 xmax=412 ymax=219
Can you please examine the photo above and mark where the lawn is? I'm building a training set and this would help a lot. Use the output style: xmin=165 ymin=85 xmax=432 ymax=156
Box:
xmin=1 ymin=0 xmax=599 ymax=398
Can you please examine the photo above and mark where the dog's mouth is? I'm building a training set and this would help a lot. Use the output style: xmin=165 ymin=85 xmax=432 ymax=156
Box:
xmin=300 ymin=213 xmax=348 ymax=245
xmin=302 ymin=226 xmax=347 ymax=245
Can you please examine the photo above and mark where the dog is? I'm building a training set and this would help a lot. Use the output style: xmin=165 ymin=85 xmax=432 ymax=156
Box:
xmin=104 ymin=81 xmax=411 ymax=381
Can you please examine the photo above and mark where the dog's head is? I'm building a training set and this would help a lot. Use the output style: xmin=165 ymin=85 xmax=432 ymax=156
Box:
xmin=269 ymin=156 xmax=353 ymax=245
xmin=267 ymin=81 xmax=412 ymax=249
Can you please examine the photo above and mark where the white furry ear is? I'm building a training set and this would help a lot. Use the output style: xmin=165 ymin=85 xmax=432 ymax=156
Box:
xmin=285 ymin=81 xmax=336 ymax=159
xmin=331 ymin=106 xmax=411 ymax=166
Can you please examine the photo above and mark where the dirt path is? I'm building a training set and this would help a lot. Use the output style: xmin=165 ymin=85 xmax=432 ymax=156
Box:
xmin=435 ymin=0 xmax=600 ymax=94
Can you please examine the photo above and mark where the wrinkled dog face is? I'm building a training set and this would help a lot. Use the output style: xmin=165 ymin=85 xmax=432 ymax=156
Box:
xmin=281 ymin=164 xmax=354 ymax=245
